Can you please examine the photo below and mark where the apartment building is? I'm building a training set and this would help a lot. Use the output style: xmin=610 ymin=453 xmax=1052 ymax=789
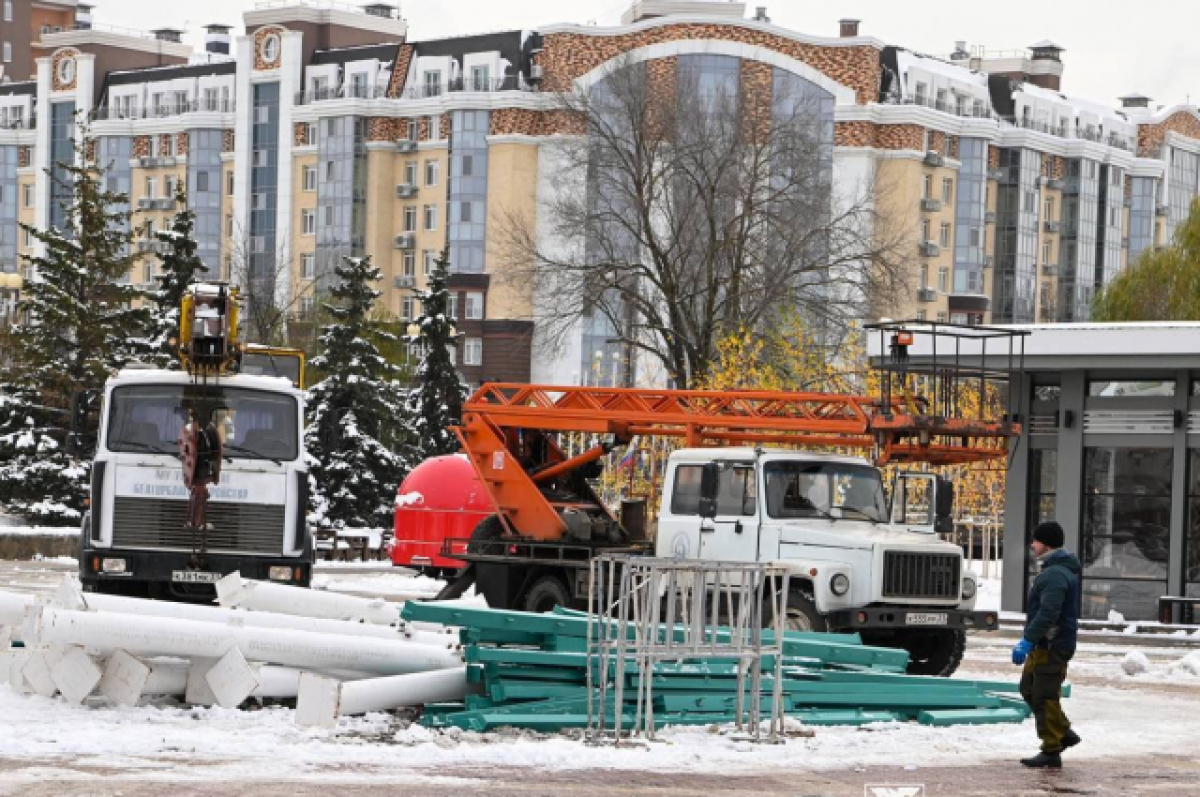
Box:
xmin=1 ymin=0 xmax=1199 ymax=383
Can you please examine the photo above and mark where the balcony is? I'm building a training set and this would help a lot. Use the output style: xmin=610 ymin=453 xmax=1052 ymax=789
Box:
xmin=1044 ymin=220 xmax=1062 ymax=233
xmin=396 ymin=184 xmax=417 ymax=199
xmin=996 ymin=116 xmax=1137 ymax=153
xmin=917 ymin=287 xmax=937 ymax=302
xmin=394 ymin=233 xmax=416 ymax=250
xmin=893 ymin=94 xmax=997 ymax=120
xmin=920 ymin=198 xmax=942 ymax=213
xmin=987 ymin=167 xmax=1005 ymax=181
xmin=0 ymin=117 xmax=35 ymax=131
xmin=294 ymin=75 xmax=535 ymax=106
xmin=136 ymin=156 xmax=177 ymax=169
xmin=1042 ymin=263 xmax=1059 ymax=277
xmin=394 ymin=275 xmax=416 ymax=289
xmin=92 ymin=100 xmax=235 ymax=121
xmin=1039 ymin=176 xmax=1064 ymax=190
xmin=135 ymin=240 xmax=170 ymax=255
xmin=919 ymin=241 xmax=940 ymax=257
xmin=136 ymin=197 xmax=176 ymax=211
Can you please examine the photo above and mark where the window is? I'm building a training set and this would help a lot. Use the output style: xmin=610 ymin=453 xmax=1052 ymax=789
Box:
xmin=251 ymin=235 xmax=266 ymax=253
xmin=423 ymin=250 xmax=437 ymax=276
xmin=937 ymin=267 xmax=948 ymax=292
xmin=922 ymin=174 xmax=932 ymax=199
xmin=1025 ymin=190 xmax=1036 ymax=213
xmin=470 ymin=65 xmax=490 ymax=92
xmin=312 ymin=76 xmax=329 ymax=99
xmin=406 ymin=118 xmax=419 ymax=141
xmin=446 ymin=344 xmax=457 ymax=366
xmin=1045 ymin=196 xmax=1055 ymax=222
xmin=261 ymin=34 xmax=280 ymax=64
xmin=920 ymin=218 xmax=931 ymax=242
xmin=671 ymin=463 xmax=758 ymax=517
xmin=935 ymin=88 xmax=947 ymax=111
xmin=226 ymin=214 xmax=234 ymax=237
xmin=146 ymin=177 xmax=158 ymax=199
xmin=916 ymin=309 xmax=927 ymax=321
xmin=919 ymin=263 xmax=928 ymax=287
xmin=303 ymin=166 xmax=317 ymax=192
xmin=427 ymin=115 xmax=441 ymax=142
xmin=425 ymin=160 xmax=438 ymax=187
xmin=301 ymin=209 xmax=316 ymax=235
xmin=145 ymin=219 xmax=156 ymax=239
xmin=196 ymin=172 xmax=209 ymax=193
xmin=22 ymin=183 xmax=32 ymax=207
xmin=324 ymin=205 xmax=333 ymax=226
xmin=2 ymin=2 xmax=10 ymax=22
xmin=942 ymin=178 xmax=953 ymax=204
xmin=464 ymin=291 xmax=483 ymax=320
xmin=968 ymin=227 xmax=981 ymax=247
xmin=253 ymin=150 xmax=266 ymax=168
xmin=403 ymin=206 xmax=417 ymax=232
xmin=462 ymin=154 xmax=474 ymax=177
xmin=300 ymin=296 xmax=314 ymax=315
xmin=305 ymin=123 xmax=318 ymax=146
xmin=226 ymin=171 xmax=235 ymax=196
xmin=302 ymin=253 xmax=315 ymax=279
xmin=460 ymin=201 xmax=472 ymax=223
xmin=173 ymin=91 xmax=188 ymax=114
xmin=404 ymin=161 xmax=418 ymax=187
xmin=324 ymin=161 xmax=335 ymax=181
xmin=446 ymin=293 xmax=458 ymax=319
xmin=423 ymin=70 xmax=442 ymax=97
xmin=936 ymin=311 xmax=948 ymax=323
xmin=23 ymin=227 xmax=32 ymax=247
xmin=165 ymin=175 xmax=177 ymax=197
xmin=400 ymin=296 xmax=415 ymax=321
xmin=349 ymin=72 xmax=368 ymax=99
xmin=423 ymin=204 xmax=437 ymax=231
xmin=914 ymin=82 xmax=927 ymax=104
xmin=1042 ymin=239 xmax=1053 ymax=265
xmin=402 ymin=251 xmax=416 ymax=277
xmin=939 ymin=222 xmax=951 ymax=248
xmin=2 ymin=42 xmax=10 ymax=64
xmin=464 ymin=337 xmax=483 ymax=366
xmin=203 ymin=87 xmax=219 ymax=111
xmin=251 ymin=193 xmax=265 ymax=210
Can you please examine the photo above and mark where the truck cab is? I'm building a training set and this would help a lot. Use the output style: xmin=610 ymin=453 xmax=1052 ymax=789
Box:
xmin=655 ymin=448 xmax=995 ymax=675
xmin=79 ymin=367 xmax=312 ymax=600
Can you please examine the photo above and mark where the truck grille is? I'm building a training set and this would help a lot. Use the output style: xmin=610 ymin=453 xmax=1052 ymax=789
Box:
xmin=112 ymin=497 xmax=285 ymax=555
xmin=882 ymin=551 xmax=961 ymax=600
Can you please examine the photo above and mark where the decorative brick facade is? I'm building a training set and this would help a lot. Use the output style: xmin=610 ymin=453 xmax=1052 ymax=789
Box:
xmin=133 ymin=136 xmax=152 ymax=158
xmin=222 ymin=130 xmax=235 ymax=153
xmin=740 ymin=59 xmax=772 ymax=143
xmin=540 ymin=24 xmax=879 ymax=104
xmin=253 ymin=26 xmax=286 ymax=71
xmin=1137 ymin=110 xmax=1200 ymax=157
xmin=387 ymin=43 xmax=415 ymax=98
xmin=17 ymin=147 xmax=30 ymax=169
xmin=367 ymin=117 xmax=405 ymax=142
xmin=834 ymin=122 xmax=927 ymax=151
xmin=949 ymin=135 xmax=960 ymax=160
xmin=176 ymin=132 xmax=189 ymax=157
xmin=50 ymin=48 xmax=80 ymax=92
xmin=441 ymin=114 xmax=452 ymax=140
xmin=929 ymin=130 xmax=946 ymax=155
xmin=490 ymin=108 xmax=543 ymax=137
xmin=294 ymin=122 xmax=309 ymax=146
xmin=988 ymin=145 xmax=1001 ymax=170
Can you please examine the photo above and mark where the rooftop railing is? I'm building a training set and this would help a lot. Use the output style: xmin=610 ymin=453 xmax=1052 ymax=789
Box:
xmin=294 ymin=75 xmax=534 ymax=105
xmin=91 ymin=99 xmax=236 ymax=121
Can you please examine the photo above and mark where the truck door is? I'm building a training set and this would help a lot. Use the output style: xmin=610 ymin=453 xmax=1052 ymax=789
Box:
xmin=655 ymin=461 xmax=758 ymax=563
xmin=890 ymin=472 xmax=954 ymax=534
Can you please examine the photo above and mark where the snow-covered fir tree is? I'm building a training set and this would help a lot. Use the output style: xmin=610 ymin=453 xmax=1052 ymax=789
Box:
xmin=0 ymin=122 xmax=150 ymax=524
xmin=407 ymin=249 xmax=468 ymax=460
xmin=147 ymin=182 xmax=207 ymax=368
xmin=305 ymin=256 xmax=411 ymax=530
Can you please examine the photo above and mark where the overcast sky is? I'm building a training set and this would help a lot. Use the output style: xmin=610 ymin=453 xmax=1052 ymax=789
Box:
xmin=95 ymin=0 xmax=1198 ymax=109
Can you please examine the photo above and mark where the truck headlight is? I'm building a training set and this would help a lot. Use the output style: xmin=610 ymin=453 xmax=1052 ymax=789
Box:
xmin=268 ymin=566 xmax=293 ymax=582
xmin=961 ymin=577 xmax=977 ymax=600
xmin=830 ymin=573 xmax=850 ymax=596
xmin=101 ymin=558 xmax=127 ymax=574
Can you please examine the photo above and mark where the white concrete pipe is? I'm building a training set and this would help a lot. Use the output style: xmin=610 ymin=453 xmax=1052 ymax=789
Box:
xmin=296 ymin=667 xmax=469 ymax=728
xmin=54 ymin=578 xmax=456 ymax=649
xmin=0 ymin=591 xmax=35 ymax=626
xmin=216 ymin=574 xmax=403 ymax=626
xmin=25 ymin=606 xmax=462 ymax=676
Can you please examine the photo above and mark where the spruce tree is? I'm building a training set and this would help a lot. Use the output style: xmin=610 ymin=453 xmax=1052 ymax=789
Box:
xmin=407 ymin=249 xmax=468 ymax=460
xmin=148 ymin=182 xmax=207 ymax=368
xmin=304 ymin=255 xmax=411 ymax=531
xmin=0 ymin=121 xmax=150 ymax=524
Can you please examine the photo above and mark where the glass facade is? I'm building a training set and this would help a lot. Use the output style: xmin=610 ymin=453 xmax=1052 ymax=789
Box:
xmin=315 ymin=116 xmax=367 ymax=290
xmin=0 ymin=146 xmax=16 ymax=274
xmin=994 ymin=148 xmax=1041 ymax=322
xmin=1095 ymin=164 xmax=1125 ymax=299
xmin=1127 ymin=175 xmax=1156 ymax=264
xmin=1166 ymin=146 xmax=1199 ymax=241
xmin=187 ymin=129 xmax=225 ymax=272
xmin=48 ymin=101 xmax=76 ymax=231
xmin=953 ymin=137 xmax=987 ymax=296
xmin=249 ymin=82 xmax=280 ymax=291
xmin=448 ymin=110 xmax=489 ymax=274
xmin=96 ymin=136 xmax=132 ymax=282
xmin=1189 ymin=450 xmax=1200 ymax=599
xmin=1027 ymin=447 xmax=1058 ymax=589
xmin=1060 ymin=158 xmax=1100 ymax=321
xmin=1082 ymin=447 xmax=1171 ymax=619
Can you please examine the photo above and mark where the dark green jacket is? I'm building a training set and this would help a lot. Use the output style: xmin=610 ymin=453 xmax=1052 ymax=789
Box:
xmin=1023 ymin=548 xmax=1082 ymax=654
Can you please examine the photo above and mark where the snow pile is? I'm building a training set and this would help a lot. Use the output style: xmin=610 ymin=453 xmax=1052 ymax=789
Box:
xmin=1170 ymin=651 xmax=1200 ymax=678
xmin=1107 ymin=609 xmax=1126 ymax=623
xmin=1120 ymin=650 xmax=1150 ymax=676
xmin=395 ymin=491 xmax=424 ymax=508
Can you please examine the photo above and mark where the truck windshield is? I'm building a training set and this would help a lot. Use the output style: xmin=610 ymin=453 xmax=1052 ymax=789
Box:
xmin=106 ymin=385 xmax=299 ymax=461
xmin=763 ymin=461 xmax=887 ymax=522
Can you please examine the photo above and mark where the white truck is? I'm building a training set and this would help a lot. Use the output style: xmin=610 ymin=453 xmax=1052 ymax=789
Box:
xmin=656 ymin=447 xmax=992 ymax=676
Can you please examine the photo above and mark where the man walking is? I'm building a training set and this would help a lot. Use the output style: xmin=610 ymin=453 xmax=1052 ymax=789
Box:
xmin=1012 ymin=521 xmax=1082 ymax=768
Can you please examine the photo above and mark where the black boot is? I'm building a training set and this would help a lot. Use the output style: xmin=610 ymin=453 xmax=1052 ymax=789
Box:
xmin=1020 ymin=752 xmax=1062 ymax=768
xmin=1061 ymin=729 xmax=1081 ymax=750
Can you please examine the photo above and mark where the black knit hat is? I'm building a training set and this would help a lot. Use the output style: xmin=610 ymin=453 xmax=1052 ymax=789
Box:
xmin=1033 ymin=521 xmax=1064 ymax=549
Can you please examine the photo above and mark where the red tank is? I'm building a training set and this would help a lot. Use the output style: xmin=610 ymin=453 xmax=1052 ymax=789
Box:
xmin=390 ymin=454 xmax=491 ymax=575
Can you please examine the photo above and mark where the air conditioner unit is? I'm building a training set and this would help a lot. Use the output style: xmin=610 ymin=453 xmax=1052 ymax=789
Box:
xmin=1155 ymin=205 xmax=1169 ymax=217
xmin=920 ymin=198 xmax=942 ymax=212
xmin=159 ymin=156 xmax=178 ymax=168
xmin=397 ymin=139 xmax=417 ymax=153
xmin=1044 ymin=220 xmax=1062 ymax=233
xmin=982 ymin=255 xmax=994 ymax=268
xmin=529 ymin=64 xmax=545 ymax=81
xmin=394 ymin=233 xmax=415 ymax=249
xmin=396 ymin=184 xmax=417 ymax=198
xmin=394 ymin=275 xmax=416 ymax=288
xmin=917 ymin=287 xmax=937 ymax=302
xmin=139 ymin=157 xmax=159 ymax=168
xmin=919 ymin=241 xmax=940 ymax=257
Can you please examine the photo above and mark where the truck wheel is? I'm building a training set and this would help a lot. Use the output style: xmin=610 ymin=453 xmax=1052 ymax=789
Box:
xmin=780 ymin=589 xmax=828 ymax=633
xmin=522 ymin=575 xmax=571 ymax=614
xmin=467 ymin=515 xmax=504 ymax=554
xmin=899 ymin=629 xmax=967 ymax=677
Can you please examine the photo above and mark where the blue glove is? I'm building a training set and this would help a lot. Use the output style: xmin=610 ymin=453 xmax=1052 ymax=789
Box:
xmin=1012 ymin=638 xmax=1033 ymax=665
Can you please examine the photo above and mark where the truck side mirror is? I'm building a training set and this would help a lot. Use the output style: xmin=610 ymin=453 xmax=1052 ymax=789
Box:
xmin=698 ymin=462 xmax=719 ymax=520
xmin=935 ymin=477 xmax=955 ymax=535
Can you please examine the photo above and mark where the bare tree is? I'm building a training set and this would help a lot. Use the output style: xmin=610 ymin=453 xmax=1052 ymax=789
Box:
xmin=499 ymin=55 xmax=914 ymax=387
xmin=225 ymin=220 xmax=313 ymax=346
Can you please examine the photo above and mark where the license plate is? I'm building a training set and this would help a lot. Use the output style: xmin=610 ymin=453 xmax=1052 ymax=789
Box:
xmin=907 ymin=612 xmax=949 ymax=626
xmin=172 ymin=570 xmax=222 ymax=584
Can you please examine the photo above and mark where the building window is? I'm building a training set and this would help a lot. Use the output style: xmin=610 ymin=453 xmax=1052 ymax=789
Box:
xmin=428 ymin=115 xmax=441 ymax=142
xmin=939 ymin=222 xmax=951 ymax=248
xmin=914 ymin=82 xmax=927 ymax=104
xmin=1042 ymin=239 xmax=1053 ymax=265
xmin=423 ymin=250 xmax=437 ymax=276
xmin=460 ymin=201 xmax=472 ymax=223
xmin=305 ymin=122 xmax=318 ymax=146
xmin=936 ymin=311 xmax=948 ymax=323
xmin=402 ymin=251 xmax=416 ymax=277
xmin=425 ymin=159 xmax=438 ymax=187
xmin=942 ymin=178 xmax=953 ymax=204
xmin=403 ymin=160 xmax=418 ymax=187
xmin=2 ymin=2 xmax=10 ymax=23
xmin=922 ymin=174 xmax=932 ymax=199
xmin=22 ymin=183 xmax=32 ymax=208
xmin=324 ymin=161 xmax=335 ymax=181
xmin=446 ymin=293 xmax=458 ymax=319
xmin=251 ymin=193 xmax=265 ymax=210
xmin=401 ymin=296 xmax=415 ymax=321
xmin=2 ymin=42 xmax=10 ymax=64
xmin=464 ymin=337 xmax=483 ymax=366
xmin=302 ymin=209 xmax=316 ymax=235
xmin=916 ymin=309 xmax=927 ymax=321
xmin=324 ymin=205 xmax=334 ymax=226
xmin=253 ymin=150 xmax=266 ymax=167
xmin=300 ymin=296 xmax=314 ymax=315
xmin=303 ymin=166 xmax=316 ymax=192
xmin=23 ymin=228 xmax=32 ymax=247
xmin=1045 ymin=196 xmax=1055 ymax=222
xmin=423 ymin=70 xmax=442 ymax=97
xmin=302 ymin=253 xmax=315 ymax=279
xmin=462 ymin=154 xmax=474 ymax=177
xmin=227 ymin=171 xmax=235 ymax=196
xmin=406 ymin=118 xmax=419 ymax=141
xmin=921 ymin=218 xmax=931 ymax=242
xmin=349 ymin=72 xmax=368 ymax=99
xmin=470 ymin=65 xmax=491 ymax=92
xmin=919 ymin=263 xmax=928 ymax=287
xmin=465 ymin=291 xmax=483 ymax=320
xmin=226 ymin=214 xmax=234 ymax=237
xmin=145 ymin=219 xmax=156 ymax=239
xmin=423 ymin=204 xmax=437 ymax=231
xmin=165 ymin=175 xmax=177 ymax=197
xmin=196 ymin=172 xmax=209 ymax=193
xmin=403 ymin=206 xmax=417 ymax=232
xmin=446 ymin=344 xmax=457 ymax=366
xmin=146 ymin=177 xmax=158 ymax=198
xmin=937 ymin=267 xmax=948 ymax=292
